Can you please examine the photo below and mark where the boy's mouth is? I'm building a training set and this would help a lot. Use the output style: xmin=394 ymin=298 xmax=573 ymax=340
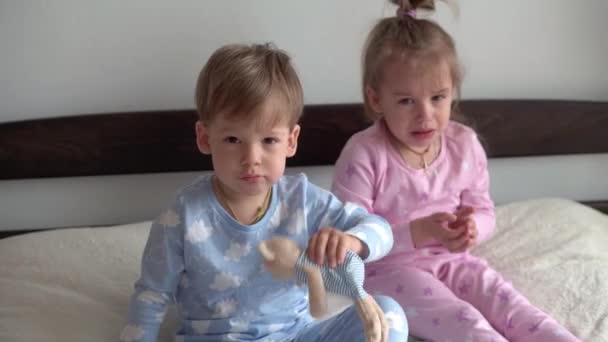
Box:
xmin=241 ymin=174 xmax=263 ymax=183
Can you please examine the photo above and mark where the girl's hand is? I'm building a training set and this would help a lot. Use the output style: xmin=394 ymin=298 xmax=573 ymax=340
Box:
xmin=410 ymin=210 xmax=474 ymax=252
xmin=448 ymin=206 xmax=477 ymax=252
xmin=307 ymin=227 xmax=365 ymax=268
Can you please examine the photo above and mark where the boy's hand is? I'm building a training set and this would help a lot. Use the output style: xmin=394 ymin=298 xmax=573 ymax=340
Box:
xmin=410 ymin=207 xmax=476 ymax=253
xmin=307 ymin=227 xmax=364 ymax=268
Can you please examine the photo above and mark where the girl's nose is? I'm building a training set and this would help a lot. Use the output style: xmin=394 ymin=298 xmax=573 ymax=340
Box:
xmin=417 ymin=101 xmax=433 ymax=121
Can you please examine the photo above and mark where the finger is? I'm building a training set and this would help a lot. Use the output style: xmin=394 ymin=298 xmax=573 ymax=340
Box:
xmin=336 ymin=238 xmax=348 ymax=265
xmin=315 ymin=230 xmax=330 ymax=265
xmin=307 ymin=234 xmax=318 ymax=261
xmin=456 ymin=205 xmax=474 ymax=218
xmin=467 ymin=223 xmax=478 ymax=240
xmin=461 ymin=221 xmax=477 ymax=248
xmin=466 ymin=218 xmax=476 ymax=231
xmin=468 ymin=222 xmax=477 ymax=239
xmin=461 ymin=219 xmax=475 ymax=239
xmin=442 ymin=224 xmax=467 ymax=240
xmin=448 ymin=217 xmax=466 ymax=230
xmin=450 ymin=208 xmax=474 ymax=228
xmin=451 ymin=226 xmax=469 ymax=239
xmin=327 ymin=233 xmax=340 ymax=268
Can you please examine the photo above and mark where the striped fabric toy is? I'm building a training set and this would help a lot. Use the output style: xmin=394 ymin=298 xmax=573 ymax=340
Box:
xmin=294 ymin=250 xmax=368 ymax=299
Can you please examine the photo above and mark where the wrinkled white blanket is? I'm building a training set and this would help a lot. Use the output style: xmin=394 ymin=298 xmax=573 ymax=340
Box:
xmin=0 ymin=198 xmax=606 ymax=341
xmin=471 ymin=198 xmax=608 ymax=341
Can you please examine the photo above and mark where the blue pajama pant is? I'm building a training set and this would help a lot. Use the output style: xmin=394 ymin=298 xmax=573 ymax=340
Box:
xmin=293 ymin=295 xmax=408 ymax=341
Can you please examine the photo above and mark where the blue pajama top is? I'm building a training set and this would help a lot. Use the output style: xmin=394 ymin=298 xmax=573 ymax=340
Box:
xmin=121 ymin=174 xmax=393 ymax=342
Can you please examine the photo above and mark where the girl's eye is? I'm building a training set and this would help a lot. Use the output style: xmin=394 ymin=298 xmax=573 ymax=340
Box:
xmin=398 ymin=98 xmax=414 ymax=105
xmin=263 ymin=137 xmax=279 ymax=144
xmin=224 ymin=136 xmax=240 ymax=144
xmin=432 ymin=94 xmax=446 ymax=101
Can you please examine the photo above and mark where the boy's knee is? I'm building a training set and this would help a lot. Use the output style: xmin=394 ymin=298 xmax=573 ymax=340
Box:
xmin=372 ymin=295 xmax=408 ymax=335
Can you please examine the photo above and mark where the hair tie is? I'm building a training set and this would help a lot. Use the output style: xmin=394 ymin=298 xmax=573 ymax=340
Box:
xmin=396 ymin=8 xmax=416 ymax=19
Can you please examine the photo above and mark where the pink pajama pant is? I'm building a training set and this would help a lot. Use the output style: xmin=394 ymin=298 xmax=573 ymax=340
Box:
xmin=365 ymin=251 xmax=579 ymax=341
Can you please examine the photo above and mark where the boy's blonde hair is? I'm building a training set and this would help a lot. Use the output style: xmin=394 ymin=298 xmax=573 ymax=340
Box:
xmin=195 ymin=43 xmax=304 ymax=128
xmin=363 ymin=0 xmax=463 ymax=121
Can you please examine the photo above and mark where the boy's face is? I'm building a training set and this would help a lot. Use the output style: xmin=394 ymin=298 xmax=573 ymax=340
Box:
xmin=195 ymin=99 xmax=300 ymax=198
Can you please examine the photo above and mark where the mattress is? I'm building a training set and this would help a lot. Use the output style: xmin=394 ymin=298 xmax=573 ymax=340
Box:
xmin=0 ymin=198 xmax=606 ymax=341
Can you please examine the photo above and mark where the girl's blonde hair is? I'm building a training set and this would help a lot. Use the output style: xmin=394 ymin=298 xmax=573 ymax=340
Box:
xmin=195 ymin=43 xmax=303 ymax=128
xmin=362 ymin=0 xmax=463 ymax=121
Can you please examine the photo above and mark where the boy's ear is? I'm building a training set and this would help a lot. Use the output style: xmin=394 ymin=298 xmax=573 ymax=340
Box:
xmin=286 ymin=124 xmax=300 ymax=158
xmin=195 ymin=121 xmax=211 ymax=155
xmin=365 ymin=85 xmax=383 ymax=114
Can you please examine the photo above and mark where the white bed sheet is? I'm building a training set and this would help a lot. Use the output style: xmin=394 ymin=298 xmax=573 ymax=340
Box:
xmin=471 ymin=198 xmax=608 ymax=341
xmin=0 ymin=198 xmax=607 ymax=341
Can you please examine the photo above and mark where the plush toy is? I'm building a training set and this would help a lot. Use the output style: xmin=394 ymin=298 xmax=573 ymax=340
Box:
xmin=258 ymin=237 xmax=388 ymax=342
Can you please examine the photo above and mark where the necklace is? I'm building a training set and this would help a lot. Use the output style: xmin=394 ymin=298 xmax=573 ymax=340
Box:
xmin=402 ymin=138 xmax=439 ymax=172
xmin=213 ymin=177 xmax=272 ymax=224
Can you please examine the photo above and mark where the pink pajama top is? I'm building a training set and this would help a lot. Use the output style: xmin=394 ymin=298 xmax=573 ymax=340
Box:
xmin=332 ymin=119 xmax=495 ymax=266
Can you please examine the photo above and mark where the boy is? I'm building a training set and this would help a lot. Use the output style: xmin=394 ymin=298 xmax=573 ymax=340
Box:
xmin=121 ymin=43 xmax=407 ymax=342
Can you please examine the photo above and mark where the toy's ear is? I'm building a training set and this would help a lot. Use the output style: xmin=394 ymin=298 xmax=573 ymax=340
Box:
xmin=258 ymin=241 xmax=275 ymax=261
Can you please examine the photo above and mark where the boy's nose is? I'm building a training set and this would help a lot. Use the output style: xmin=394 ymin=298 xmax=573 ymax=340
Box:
xmin=241 ymin=144 xmax=262 ymax=166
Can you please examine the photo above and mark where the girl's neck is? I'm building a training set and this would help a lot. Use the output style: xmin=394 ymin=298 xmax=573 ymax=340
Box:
xmin=386 ymin=129 xmax=441 ymax=171
xmin=213 ymin=176 xmax=272 ymax=225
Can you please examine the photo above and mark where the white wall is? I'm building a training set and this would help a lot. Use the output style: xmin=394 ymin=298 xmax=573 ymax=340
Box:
xmin=1 ymin=0 xmax=607 ymax=122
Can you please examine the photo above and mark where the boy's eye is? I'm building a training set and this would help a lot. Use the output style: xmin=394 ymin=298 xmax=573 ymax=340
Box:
xmin=263 ymin=137 xmax=279 ymax=144
xmin=224 ymin=136 xmax=240 ymax=144
xmin=398 ymin=98 xmax=414 ymax=105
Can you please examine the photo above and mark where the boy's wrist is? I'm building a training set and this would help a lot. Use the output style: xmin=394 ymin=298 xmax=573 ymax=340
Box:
xmin=351 ymin=236 xmax=369 ymax=259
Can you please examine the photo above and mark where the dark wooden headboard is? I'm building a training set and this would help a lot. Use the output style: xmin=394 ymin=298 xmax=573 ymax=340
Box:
xmin=1 ymin=99 xmax=607 ymax=239
xmin=1 ymin=100 xmax=607 ymax=181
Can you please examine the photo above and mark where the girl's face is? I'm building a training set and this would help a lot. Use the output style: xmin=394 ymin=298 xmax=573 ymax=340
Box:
xmin=366 ymin=57 xmax=454 ymax=151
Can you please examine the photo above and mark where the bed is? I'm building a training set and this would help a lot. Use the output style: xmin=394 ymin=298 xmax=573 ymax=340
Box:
xmin=1 ymin=100 xmax=607 ymax=341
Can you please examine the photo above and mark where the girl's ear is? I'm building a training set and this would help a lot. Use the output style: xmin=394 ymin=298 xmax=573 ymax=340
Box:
xmin=195 ymin=121 xmax=211 ymax=155
xmin=365 ymin=85 xmax=383 ymax=114
xmin=286 ymin=124 xmax=300 ymax=158
xmin=258 ymin=241 xmax=276 ymax=261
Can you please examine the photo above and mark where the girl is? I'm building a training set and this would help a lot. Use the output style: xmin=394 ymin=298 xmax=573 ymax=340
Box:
xmin=331 ymin=1 xmax=579 ymax=341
